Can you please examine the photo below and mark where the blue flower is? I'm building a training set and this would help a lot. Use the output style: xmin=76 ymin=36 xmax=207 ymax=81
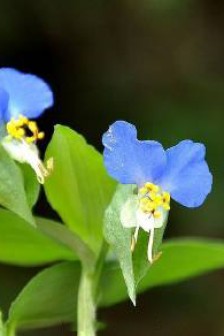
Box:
xmin=103 ymin=120 xmax=213 ymax=262
xmin=0 ymin=68 xmax=53 ymax=122
xmin=0 ymin=68 xmax=54 ymax=183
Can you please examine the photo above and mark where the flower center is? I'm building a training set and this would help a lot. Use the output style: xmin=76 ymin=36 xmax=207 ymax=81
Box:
xmin=3 ymin=115 xmax=53 ymax=184
xmin=6 ymin=115 xmax=45 ymax=144
xmin=138 ymin=182 xmax=170 ymax=218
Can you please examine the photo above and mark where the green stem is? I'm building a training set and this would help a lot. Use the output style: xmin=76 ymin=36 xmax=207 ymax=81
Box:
xmin=92 ymin=242 xmax=108 ymax=299
xmin=5 ymin=324 xmax=16 ymax=336
xmin=77 ymin=271 xmax=96 ymax=336
xmin=0 ymin=313 xmax=14 ymax=336
xmin=0 ymin=312 xmax=3 ymax=336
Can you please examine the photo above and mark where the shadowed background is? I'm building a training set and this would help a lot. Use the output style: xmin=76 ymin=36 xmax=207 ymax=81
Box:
xmin=0 ymin=0 xmax=224 ymax=335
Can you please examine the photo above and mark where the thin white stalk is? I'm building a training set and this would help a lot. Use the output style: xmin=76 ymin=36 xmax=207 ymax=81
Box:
xmin=147 ymin=226 xmax=155 ymax=263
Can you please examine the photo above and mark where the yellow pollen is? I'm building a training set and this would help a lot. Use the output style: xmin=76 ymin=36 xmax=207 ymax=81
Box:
xmin=37 ymin=132 xmax=45 ymax=140
xmin=140 ymin=199 xmax=155 ymax=213
xmin=150 ymin=192 xmax=162 ymax=205
xmin=161 ymin=191 xmax=171 ymax=210
xmin=162 ymin=192 xmax=170 ymax=203
xmin=153 ymin=210 xmax=161 ymax=219
xmin=6 ymin=115 xmax=45 ymax=144
xmin=138 ymin=182 xmax=171 ymax=215
xmin=145 ymin=182 xmax=159 ymax=193
xmin=139 ymin=186 xmax=148 ymax=195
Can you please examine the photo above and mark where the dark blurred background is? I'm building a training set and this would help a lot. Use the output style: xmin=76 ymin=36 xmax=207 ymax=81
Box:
xmin=0 ymin=0 xmax=224 ymax=335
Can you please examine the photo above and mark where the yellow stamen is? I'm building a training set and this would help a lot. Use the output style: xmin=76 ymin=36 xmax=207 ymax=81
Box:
xmin=139 ymin=186 xmax=148 ymax=195
xmin=26 ymin=136 xmax=35 ymax=144
xmin=46 ymin=157 xmax=54 ymax=171
xmin=37 ymin=132 xmax=45 ymax=140
xmin=161 ymin=191 xmax=171 ymax=210
xmin=28 ymin=121 xmax=37 ymax=132
xmin=162 ymin=192 xmax=170 ymax=203
xmin=6 ymin=115 xmax=45 ymax=144
xmin=139 ymin=197 xmax=155 ymax=213
xmin=150 ymin=192 xmax=162 ymax=205
xmin=138 ymin=182 xmax=171 ymax=217
xmin=153 ymin=210 xmax=161 ymax=219
xmin=145 ymin=182 xmax=159 ymax=193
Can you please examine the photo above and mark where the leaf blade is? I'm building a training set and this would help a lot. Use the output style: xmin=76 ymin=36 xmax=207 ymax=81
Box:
xmin=7 ymin=262 xmax=80 ymax=330
xmin=44 ymin=125 xmax=116 ymax=253
xmin=0 ymin=145 xmax=34 ymax=225
xmin=0 ymin=209 xmax=75 ymax=266
xmin=99 ymin=238 xmax=224 ymax=307
xmin=36 ymin=217 xmax=95 ymax=268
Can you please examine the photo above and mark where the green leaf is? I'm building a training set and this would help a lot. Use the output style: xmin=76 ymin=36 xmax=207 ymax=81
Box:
xmin=104 ymin=184 xmax=136 ymax=304
xmin=0 ymin=145 xmax=34 ymax=225
xmin=19 ymin=163 xmax=40 ymax=208
xmin=36 ymin=217 xmax=95 ymax=268
xmin=10 ymin=238 xmax=224 ymax=331
xmin=140 ymin=238 xmax=224 ymax=291
xmin=0 ymin=264 xmax=38 ymax=316
xmin=44 ymin=125 xmax=116 ymax=253
xmin=7 ymin=262 xmax=80 ymax=331
xmin=0 ymin=209 xmax=75 ymax=266
xmin=99 ymin=238 xmax=224 ymax=307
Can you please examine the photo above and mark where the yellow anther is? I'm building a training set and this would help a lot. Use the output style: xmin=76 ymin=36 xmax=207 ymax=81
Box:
xmin=163 ymin=203 xmax=170 ymax=211
xmin=161 ymin=191 xmax=171 ymax=210
xmin=153 ymin=210 xmax=161 ymax=219
xmin=17 ymin=128 xmax=25 ymax=137
xmin=28 ymin=121 xmax=38 ymax=132
xmin=145 ymin=202 xmax=156 ymax=212
xmin=26 ymin=136 xmax=35 ymax=144
xmin=6 ymin=115 xmax=44 ymax=144
xmin=20 ymin=116 xmax=28 ymax=124
xmin=14 ymin=119 xmax=22 ymax=127
xmin=150 ymin=192 xmax=162 ymax=205
xmin=139 ymin=187 xmax=148 ymax=195
xmin=37 ymin=132 xmax=45 ymax=140
xmin=138 ymin=182 xmax=171 ymax=217
xmin=162 ymin=192 xmax=170 ymax=203
xmin=46 ymin=157 xmax=54 ymax=171
xmin=139 ymin=197 xmax=157 ymax=213
xmin=145 ymin=182 xmax=159 ymax=193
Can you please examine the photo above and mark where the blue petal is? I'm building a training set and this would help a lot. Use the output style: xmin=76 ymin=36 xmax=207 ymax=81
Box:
xmin=102 ymin=121 xmax=166 ymax=185
xmin=0 ymin=88 xmax=9 ymax=124
xmin=158 ymin=140 xmax=213 ymax=208
xmin=0 ymin=68 xmax=53 ymax=121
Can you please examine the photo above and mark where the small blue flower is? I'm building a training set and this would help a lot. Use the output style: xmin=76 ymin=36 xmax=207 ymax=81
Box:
xmin=0 ymin=68 xmax=53 ymax=122
xmin=103 ymin=120 xmax=213 ymax=262
xmin=0 ymin=68 xmax=54 ymax=183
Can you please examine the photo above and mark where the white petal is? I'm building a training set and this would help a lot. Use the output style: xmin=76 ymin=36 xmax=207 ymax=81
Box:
xmin=1 ymin=137 xmax=52 ymax=183
xmin=2 ymin=137 xmax=38 ymax=163
xmin=120 ymin=195 xmax=139 ymax=228
xmin=136 ymin=209 xmax=154 ymax=232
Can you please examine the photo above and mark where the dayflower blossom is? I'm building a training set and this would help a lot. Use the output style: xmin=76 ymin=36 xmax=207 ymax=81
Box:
xmin=0 ymin=68 xmax=54 ymax=183
xmin=103 ymin=121 xmax=213 ymax=262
